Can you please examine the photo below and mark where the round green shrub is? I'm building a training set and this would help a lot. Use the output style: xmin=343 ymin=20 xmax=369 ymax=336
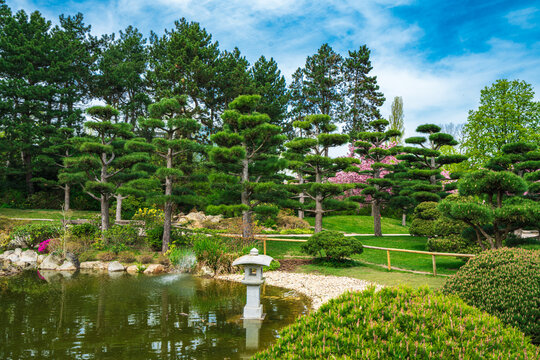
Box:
xmin=409 ymin=201 xmax=439 ymax=236
xmin=253 ymin=287 xmax=539 ymax=359
xmin=302 ymin=230 xmax=363 ymax=261
xmin=426 ymin=235 xmax=481 ymax=254
xmin=443 ymin=248 xmax=540 ymax=343
xmin=69 ymin=223 xmax=98 ymax=239
xmin=103 ymin=225 xmax=139 ymax=247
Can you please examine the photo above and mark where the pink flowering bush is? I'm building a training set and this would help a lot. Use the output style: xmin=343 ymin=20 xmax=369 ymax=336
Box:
xmin=37 ymin=239 xmax=51 ymax=253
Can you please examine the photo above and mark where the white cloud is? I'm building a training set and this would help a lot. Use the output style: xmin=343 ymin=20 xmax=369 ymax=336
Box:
xmin=506 ymin=7 xmax=538 ymax=29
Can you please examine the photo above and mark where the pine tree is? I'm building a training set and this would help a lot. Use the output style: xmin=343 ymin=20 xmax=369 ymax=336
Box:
xmin=250 ymin=56 xmax=289 ymax=134
xmin=399 ymin=124 xmax=467 ymax=203
xmin=209 ymin=95 xmax=285 ymax=240
xmin=95 ymin=26 xmax=150 ymax=126
xmin=354 ymin=119 xmax=401 ymax=236
xmin=341 ymin=45 xmax=385 ymax=134
xmin=131 ymin=96 xmax=203 ymax=252
xmin=66 ymin=106 xmax=148 ymax=232
xmin=284 ymin=114 xmax=358 ymax=232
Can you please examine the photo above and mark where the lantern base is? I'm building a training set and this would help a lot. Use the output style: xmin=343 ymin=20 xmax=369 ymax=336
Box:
xmin=242 ymin=305 xmax=265 ymax=320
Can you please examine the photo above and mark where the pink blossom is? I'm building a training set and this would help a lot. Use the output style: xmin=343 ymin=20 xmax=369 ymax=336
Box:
xmin=37 ymin=239 xmax=51 ymax=253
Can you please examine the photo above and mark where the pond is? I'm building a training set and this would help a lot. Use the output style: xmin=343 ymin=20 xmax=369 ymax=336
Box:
xmin=0 ymin=271 xmax=309 ymax=359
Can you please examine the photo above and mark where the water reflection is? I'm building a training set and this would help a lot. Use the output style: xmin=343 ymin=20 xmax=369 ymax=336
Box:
xmin=0 ymin=271 xmax=309 ymax=359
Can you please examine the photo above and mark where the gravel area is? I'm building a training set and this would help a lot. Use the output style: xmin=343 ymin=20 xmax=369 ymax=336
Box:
xmin=217 ymin=271 xmax=380 ymax=310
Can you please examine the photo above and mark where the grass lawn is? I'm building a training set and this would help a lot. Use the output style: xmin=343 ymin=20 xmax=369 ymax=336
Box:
xmin=299 ymin=262 xmax=447 ymax=289
xmin=0 ymin=208 xmax=98 ymax=220
xmin=263 ymin=235 xmax=465 ymax=276
xmin=304 ymin=215 xmax=409 ymax=234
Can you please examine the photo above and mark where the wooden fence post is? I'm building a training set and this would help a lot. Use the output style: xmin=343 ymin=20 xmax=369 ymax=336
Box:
xmin=387 ymin=250 xmax=391 ymax=270
xmin=264 ymin=238 xmax=267 ymax=255
xmin=432 ymin=255 xmax=437 ymax=276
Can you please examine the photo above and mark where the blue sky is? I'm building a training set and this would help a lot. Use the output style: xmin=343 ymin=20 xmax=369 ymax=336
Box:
xmin=7 ymin=0 xmax=540 ymax=139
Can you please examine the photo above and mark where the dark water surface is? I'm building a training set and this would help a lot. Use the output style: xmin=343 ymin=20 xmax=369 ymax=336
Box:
xmin=0 ymin=271 xmax=309 ymax=359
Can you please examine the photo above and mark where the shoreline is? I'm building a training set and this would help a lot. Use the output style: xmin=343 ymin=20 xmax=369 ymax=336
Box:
xmin=217 ymin=271 xmax=380 ymax=310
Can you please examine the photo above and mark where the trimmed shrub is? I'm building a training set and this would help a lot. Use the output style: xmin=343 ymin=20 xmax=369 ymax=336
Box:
xmin=69 ymin=223 xmax=99 ymax=240
xmin=275 ymin=211 xmax=310 ymax=230
xmin=302 ymin=230 xmax=363 ymax=261
xmin=409 ymin=201 xmax=439 ymax=236
xmin=443 ymin=248 xmax=540 ymax=343
xmin=265 ymin=259 xmax=280 ymax=271
xmin=426 ymin=235 xmax=481 ymax=254
xmin=10 ymin=223 xmax=61 ymax=248
xmin=253 ymin=287 xmax=539 ymax=359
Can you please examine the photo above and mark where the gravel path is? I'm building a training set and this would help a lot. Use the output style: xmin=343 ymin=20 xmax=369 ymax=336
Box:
xmin=217 ymin=271 xmax=380 ymax=310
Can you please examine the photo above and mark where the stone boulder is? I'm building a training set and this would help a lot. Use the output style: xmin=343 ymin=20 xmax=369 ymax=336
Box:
xmin=58 ymin=261 xmax=77 ymax=271
xmin=37 ymin=254 xmax=45 ymax=264
xmin=20 ymin=250 xmax=38 ymax=263
xmin=39 ymin=254 xmax=62 ymax=270
xmin=143 ymin=264 xmax=165 ymax=274
xmin=7 ymin=254 xmax=19 ymax=263
xmin=126 ymin=265 xmax=139 ymax=274
xmin=14 ymin=248 xmax=22 ymax=256
xmin=65 ymin=252 xmax=80 ymax=269
xmin=8 ymin=236 xmax=29 ymax=249
xmin=108 ymin=261 xmax=125 ymax=272
xmin=80 ymin=261 xmax=101 ymax=270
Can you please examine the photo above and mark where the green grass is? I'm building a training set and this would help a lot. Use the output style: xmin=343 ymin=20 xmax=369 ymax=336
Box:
xmin=264 ymin=235 xmax=464 ymax=275
xmin=305 ymin=215 xmax=409 ymax=234
xmin=298 ymin=262 xmax=447 ymax=289
xmin=0 ymin=208 xmax=97 ymax=220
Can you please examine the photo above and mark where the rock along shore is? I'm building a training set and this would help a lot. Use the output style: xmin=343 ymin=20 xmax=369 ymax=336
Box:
xmin=217 ymin=271 xmax=380 ymax=310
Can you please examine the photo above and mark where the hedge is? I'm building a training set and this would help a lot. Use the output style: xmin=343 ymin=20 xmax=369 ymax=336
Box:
xmin=253 ymin=286 xmax=539 ymax=359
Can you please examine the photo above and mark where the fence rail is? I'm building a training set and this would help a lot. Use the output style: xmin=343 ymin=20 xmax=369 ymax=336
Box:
xmin=258 ymin=237 xmax=475 ymax=276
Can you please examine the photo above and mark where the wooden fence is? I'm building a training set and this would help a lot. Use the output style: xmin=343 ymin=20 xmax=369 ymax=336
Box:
xmin=258 ymin=237 xmax=475 ymax=276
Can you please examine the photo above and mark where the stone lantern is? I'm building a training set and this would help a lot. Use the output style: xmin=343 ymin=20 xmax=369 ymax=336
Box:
xmin=232 ymin=248 xmax=273 ymax=320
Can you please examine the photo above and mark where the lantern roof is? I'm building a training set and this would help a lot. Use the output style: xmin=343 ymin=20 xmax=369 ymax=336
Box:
xmin=232 ymin=248 xmax=273 ymax=267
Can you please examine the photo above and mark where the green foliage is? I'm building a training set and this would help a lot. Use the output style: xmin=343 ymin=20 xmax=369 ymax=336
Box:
xmin=118 ymin=251 xmax=136 ymax=263
xmin=78 ymin=250 xmax=98 ymax=262
xmin=253 ymin=286 xmax=539 ymax=359
xmin=463 ymin=79 xmax=540 ymax=168
xmin=192 ymin=235 xmax=231 ymax=276
xmin=10 ymin=223 xmax=61 ymax=248
xmin=426 ymin=235 xmax=481 ymax=254
xmin=302 ymin=230 xmax=363 ymax=260
xmin=102 ymin=225 xmax=140 ymax=248
xmin=69 ymin=223 xmax=98 ymax=240
xmin=443 ymin=248 xmax=540 ymax=343
xmin=409 ymin=202 xmax=439 ymax=236
xmin=264 ymin=259 xmax=280 ymax=271
xmin=206 ymin=204 xmax=248 ymax=218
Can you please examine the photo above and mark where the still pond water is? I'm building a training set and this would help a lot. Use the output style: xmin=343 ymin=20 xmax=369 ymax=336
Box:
xmin=0 ymin=271 xmax=309 ymax=359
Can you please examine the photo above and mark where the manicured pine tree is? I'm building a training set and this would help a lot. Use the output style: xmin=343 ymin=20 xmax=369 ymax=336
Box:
xmin=354 ymin=119 xmax=401 ymax=236
xmin=399 ymin=124 xmax=467 ymax=203
xmin=130 ymin=96 xmax=203 ymax=252
xmin=66 ymin=105 xmax=148 ymax=232
xmin=386 ymin=162 xmax=416 ymax=226
xmin=284 ymin=114 xmax=358 ymax=233
xmin=485 ymin=141 xmax=540 ymax=201
xmin=34 ymin=128 xmax=85 ymax=211
xmin=209 ymin=95 xmax=285 ymax=240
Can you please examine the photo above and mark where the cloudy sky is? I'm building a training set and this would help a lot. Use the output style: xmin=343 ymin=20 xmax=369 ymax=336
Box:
xmin=7 ymin=0 xmax=540 ymax=138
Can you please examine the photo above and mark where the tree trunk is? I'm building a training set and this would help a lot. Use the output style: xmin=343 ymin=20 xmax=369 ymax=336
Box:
xmin=162 ymin=150 xmax=174 ymax=253
xmin=241 ymin=157 xmax=253 ymax=240
xmin=64 ymin=184 xmax=70 ymax=212
xmin=298 ymin=173 xmax=305 ymax=219
xmin=430 ymin=156 xmax=437 ymax=185
xmin=22 ymin=151 xmax=34 ymax=195
xmin=314 ymin=195 xmax=323 ymax=233
xmin=373 ymin=201 xmax=382 ymax=237
xmin=115 ymin=195 xmax=124 ymax=222
xmin=402 ymin=212 xmax=406 ymax=227
xmin=100 ymin=195 xmax=110 ymax=232
xmin=314 ymin=170 xmax=323 ymax=233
